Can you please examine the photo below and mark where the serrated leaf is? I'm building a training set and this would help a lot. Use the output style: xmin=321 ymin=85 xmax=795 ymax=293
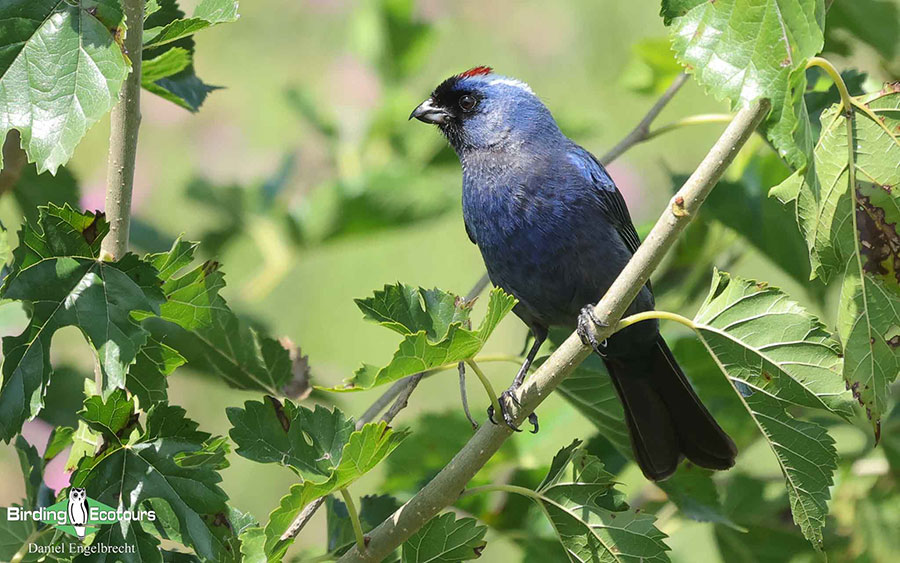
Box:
xmin=264 ymin=421 xmax=409 ymax=559
xmin=227 ymin=399 xmax=354 ymax=480
xmin=527 ymin=441 xmax=670 ymax=562
xmin=0 ymin=205 xmax=164 ymax=442
xmin=140 ymin=0 xmax=223 ymax=111
xmin=0 ymin=0 xmax=129 ymax=174
xmin=72 ymin=401 xmax=232 ymax=561
xmin=693 ymin=271 xmax=843 ymax=548
xmin=692 ymin=270 xmax=852 ymax=417
xmin=551 ymin=333 xmax=736 ymax=527
xmin=239 ymin=526 xmax=266 ymax=563
xmin=81 ymin=388 xmax=137 ymax=439
xmin=662 ymin=0 xmax=824 ymax=169
xmin=772 ymin=89 xmax=900 ymax=430
xmin=143 ymin=0 xmax=239 ymax=49
xmin=126 ymin=337 xmax=185 ymax=406
xmin=141 ymin=238 xmax=296 ymax=395
xmin=401 ymin=513 xmax=487 ymax=563
xmin=329 ymin=285 xmax=516 ymax=391
xmin=737 ymin=391 xmax=837 ymax=550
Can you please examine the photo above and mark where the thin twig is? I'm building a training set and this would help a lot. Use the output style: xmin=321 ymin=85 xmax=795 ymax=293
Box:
xmin=102 ymin=0 xmax=144 ymax=262
xmin=380 ymin=373 xmax=425 ymax=423
xmin=338 ymin=100 xmax=770 ymax=563
xmin=599 ymin=72 xmax=689 ymax=165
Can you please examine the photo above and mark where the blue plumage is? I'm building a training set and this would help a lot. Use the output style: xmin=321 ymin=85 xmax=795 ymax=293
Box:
xmin=411 ymin=68 xmax=736 ymax=480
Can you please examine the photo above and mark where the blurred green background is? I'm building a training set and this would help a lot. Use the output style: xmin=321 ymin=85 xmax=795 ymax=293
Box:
xmin=1 ymin=0 xmax=898 ymax=560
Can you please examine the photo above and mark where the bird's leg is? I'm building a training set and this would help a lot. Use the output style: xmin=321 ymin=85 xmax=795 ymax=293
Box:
xmin=577 ymin=305 xmax=609 ymax=357
xmin=458 ymin=362 xmax=479 ymax=430
xmin=488 ymin=326 xmax=546 ymax=433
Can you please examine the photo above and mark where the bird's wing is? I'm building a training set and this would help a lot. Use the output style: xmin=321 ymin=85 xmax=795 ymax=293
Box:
xmin=567 ymin=146 xmax=642 ymax=254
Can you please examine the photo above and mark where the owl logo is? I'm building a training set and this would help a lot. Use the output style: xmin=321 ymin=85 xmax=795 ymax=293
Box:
xmin=67 ymin=487 xmax=89 ymax=538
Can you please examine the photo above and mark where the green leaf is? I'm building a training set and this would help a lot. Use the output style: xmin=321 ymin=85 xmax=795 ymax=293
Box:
xmin=264 ymin=421 xmax=410 ymax=559
xmin=141 ymin=238 xmax=296 ymax=395
xmin=141 ymin=1 xmax=222 ymax=111
xmin=72 ymin=400 xmax=232 ymax=561
xmin=552 ymin=332 xmax=737 ymax=528
xmin=227 ymin=399 xmax=354 ymax=480
xmin=737 ymin=391 xmax=837 ymax=550
xmin=662 ymin=0 xmax=825 ymax=169
xmin=693 ymin=271 xmax=843 ymax=548
xmin=44 ymin=425 xmax=75 ymax=461
xmin=401 ymin=513 xmax=487 ymax=563
xmin=692 ymin=270 xmax=852 ymax=417
xmin=329 ymin=285 xmax=516 ymax=391
xmin=0 ymin=0 xmax=129 ymax=174
xmin=0 ymin=205 xmax=164 ymax=442
xmin=14 ymin=436 xmax=42 ymax=509
xmin=529 ymin=441 xmax=670 ymax=562
xmin=771 ymin=89 xmax=900 ymax=430
xmin=143 ymin=0 xmax=239 ymax=49
xmin=239 ymin=526 xmax=266 ymax=563
xmin=81 ymin=388 xmax=137 ymax=439
xmin=126 ymin=337 xmax=186 ymax=406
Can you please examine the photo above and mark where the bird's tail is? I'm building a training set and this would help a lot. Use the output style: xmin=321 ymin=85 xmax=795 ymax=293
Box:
xmin=604 ymin=337 xmax=737 ymax=481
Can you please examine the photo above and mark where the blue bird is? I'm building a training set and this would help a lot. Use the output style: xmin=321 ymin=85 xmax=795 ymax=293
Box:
xmin=410 ymin=67 xmax=736 ymax=480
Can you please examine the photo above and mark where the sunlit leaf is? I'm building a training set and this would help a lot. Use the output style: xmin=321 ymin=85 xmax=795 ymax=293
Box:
xmin=0 ymin=0 xmax=128 ymax=174
xmin=0 ymin=205 xmax=164 ymax=442
xmin=328 ymin=285 xmax=516 ymax=391
xmin=771 ymin=89 xmax=900 ymax=431
xmin=264 ymin=421 xmax=409 ymax=559
xmin=662 ymin=0 xmax=825 ymax=170
xmin=692 ymin=270 xmax=845 ymax=548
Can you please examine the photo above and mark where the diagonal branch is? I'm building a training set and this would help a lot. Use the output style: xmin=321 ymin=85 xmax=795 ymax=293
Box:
xmin=337 ymin=99 xmax=770 ymax=562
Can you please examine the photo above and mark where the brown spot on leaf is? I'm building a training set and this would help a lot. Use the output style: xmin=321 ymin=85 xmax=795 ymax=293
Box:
xmin=201 ymin=260 xmax=220 ymax=277
xmin=266 ymin=395 xmax=291 ymax=432
xmin=473 ymin=543 xmax=485 ymax=557
xmin=82 ymin=213 xmax=104 ymax=245
xmin=855 ymin=188 xmax=900 ymax=284
xmin=888 ymin=335 xmax=900 ymax=348
xmin=364 ymin=536 xmax=372 ymax=547
xmin=884 ymin=81 xmax=900 ymax=93
xmin=212 ymin=512 xmax=232 ymax=531
xmin=762 ymin=370 xmax=772 ymax=382
xmin=780 ymin=57 xmax=791 ymax=67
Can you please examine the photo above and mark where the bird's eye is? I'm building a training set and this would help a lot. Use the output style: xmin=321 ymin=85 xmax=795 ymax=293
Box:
xmin=458 ymin=95 xmax=477 ymax=112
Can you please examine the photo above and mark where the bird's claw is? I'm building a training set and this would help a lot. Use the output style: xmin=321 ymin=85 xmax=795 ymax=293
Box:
xmin=577 ymin=305 xmax=609 ymax=357
xmin=487 ymin=390 xmax=539 ymax=433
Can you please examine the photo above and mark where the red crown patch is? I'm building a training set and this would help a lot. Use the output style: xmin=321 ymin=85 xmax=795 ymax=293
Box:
xmin=458 ymin=66 xmax=493 ymax=78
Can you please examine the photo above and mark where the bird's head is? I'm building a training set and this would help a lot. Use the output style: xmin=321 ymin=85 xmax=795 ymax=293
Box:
xmin=410 ymin=66 xmax=561 ymax=154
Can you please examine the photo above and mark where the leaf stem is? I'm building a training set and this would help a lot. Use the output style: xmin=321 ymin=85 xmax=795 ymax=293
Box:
xmin=806 ymin=57 xmax=852 ymax=115
xmin=460 ymin=483 xmax=543 ymax=503
xmin=101 ymin=0 xmax=145 ymax=262
xmin=465 ymin=360 xmax=502 ymax=417
xmin=615 ymin=310 xmax=696 ymax=331
xmin=340 ymin=488 xmax=367 ymax=552
xmin=644 ymin=114 xmax=735 ymax=142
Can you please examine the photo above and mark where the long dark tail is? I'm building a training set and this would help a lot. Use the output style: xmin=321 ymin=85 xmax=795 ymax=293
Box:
xmin=604 ymin=337 xmax=737 ymax=481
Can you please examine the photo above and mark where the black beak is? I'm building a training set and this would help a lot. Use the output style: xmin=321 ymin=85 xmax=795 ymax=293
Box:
xmin=409 ymin=98 xmax=449 ymax=124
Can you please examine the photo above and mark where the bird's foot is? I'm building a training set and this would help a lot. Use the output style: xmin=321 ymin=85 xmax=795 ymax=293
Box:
xmin=487 ymin=389 xmax=539 ymax=434
xmin=577 ymin=305 xmax=609 ymax=357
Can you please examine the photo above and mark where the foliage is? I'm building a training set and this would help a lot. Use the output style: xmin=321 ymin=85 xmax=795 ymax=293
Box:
xmin=0 ymin=0 xmax=898 ymax=561
xmin=327 ymin=284 xmax=517 ymax=391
